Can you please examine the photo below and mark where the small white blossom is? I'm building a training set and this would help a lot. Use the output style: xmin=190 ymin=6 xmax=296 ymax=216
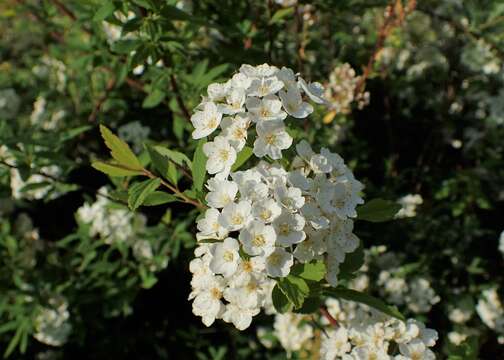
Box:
xmin=191 ymin=101 xmax=222 ymax=139
xmin=254 ymin=120 xmax=292 ymax=160
xmin=239 ymin=220 xmax=276 ymax=256
xmin=203 ymin=136 xmax=237 ymax=176
xmin=219 ymin=200 xmax=253 ymax=231
xmin=209 ymin=237 xmax=240 ymax=277
xmin=205 ymin=178 xmax=238 ymax=208
xmin=246 ymin=95 xmax=287 ymax=122
xmin=266 ymin=247 xmax=293 ymax=277
xmin=273 ymin=211 xmax=306 ymax=246
xmin=279 ymin=85 xmax=314 ymax=118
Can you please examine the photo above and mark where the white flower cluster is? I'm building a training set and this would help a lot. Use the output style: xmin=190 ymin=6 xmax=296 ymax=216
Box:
xmin=395 ymin=194 xmax=423 ymax=219
xmin=320 ymin=299 xmax=438 ymax=360
xmin=10 ymin=165 xmax=61 ymax=201
xmin=190 ymin=63 xmax=329 ymax=177
xmin=378 ymin=272 xmax=440 ymax=315
xmin=33 ymin=297 xmax=72 ymax=347
xmin=259 ymin=299 xmax=438 ymax=359
xmin=188 ymin=64 xmax=365 ymax=330
xmin=476 ymin=288 xmax=504 ymax=337
xmin=324 ymin=63 xmax=370 ymax=117
xmin=77 ymin=187 xmax=145 ymax=245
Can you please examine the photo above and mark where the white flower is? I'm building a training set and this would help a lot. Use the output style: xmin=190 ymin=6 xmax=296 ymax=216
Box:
xmin=191 ymin=276 xmax=226 ymax=326
xmin=221 ymin=113 xmax=251 ymax=151
xmin=279 ymin=85 xmax=314 ymax=118
xmin=207 ymin=82 xmax=230 ymax=102
xmin=254 ymin=120 xmax=293 ymax=160
xmin=476 ymin=288 xmax=504 ymax=332
xmin=265 ymin=247 xmax=293 ymax=277
xmin=349 ymin=346 xmax=389 ymax=360
xmin=296 ymin=140 xmax=315 ymax=161
xmin=205 ymin=178 xmax=238 ymax=208
xmin=222 ymin=303 xmax=260 ymax=330
xmin=246 ymin=95 xmax=287 ymax=122
xmin=273 ymin=211 xmax=306 ymax=246
xmin=301 ymin=202 xmax=330 ymax=230
xmin=219 ymin=200 xmax=253 ymax=231
xmin=219 ymin=88 xmax=246 ymax=115
xmin=191 ymin=102 xmax=222 ymax=139
xmin=396 ymin=194 xmax=423 ymax=218
xmin=298 ymin=77 xmax=328 ymax=104
xmin=230 ymin=72 xmax=252 ymax=90
xmin=197 ymin=208 xmax=228 ymax=241
xmin=252 ymin=198 xmax=282 ymax=223
xmin=397 ymin=339 xmax=435 ymax=360
xmin=499 ymin=230 xmax=504 ymax=256
xmin=34 ymin=297 xmax=72 ymax=347
xmin=273 ymin=313 xmax=314 ymax=354
xmin=209 ymin=237 xmax=240 ymax=277
xmin=276 ymin=67 xmax=297 ymax=88
xmin=203 ymin=136 xmax=237 ymax=176
xmin=248 ymin=76 xmax=284 ymax=97
xmin=239 ymin=220 xmax=276 ymax=256
xmin=240 ymin=63 xmax=278 ymax=78
xmin=321 ymin=327 xmax=351 ymax=360
xmin=274 ymin=183 xmax=305 ymax=212
xmin=310 ymin=152 xmax=333 ymax=173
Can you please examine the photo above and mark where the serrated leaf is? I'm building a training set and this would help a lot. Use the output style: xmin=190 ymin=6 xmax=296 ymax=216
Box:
xmin=99 ymin=125 xmax=142 ymax=170
xmin=290 ymin=261 xmax=326 ymax=281
xmin=324 ymin=288 xmax=405 ymax=321
xmin=143 ymin=191 xmax=178 ymax=206
xmin=128 ymin=178 xmax=161 ymax=210
xmin=272 ymin=284 xmax=292 ymax=314
xmin=356 ymin=198 xmax=401 ymax=222
xmin=192 ymin=139 xmax=207 ymax=192
xmin=93 ymin=1 xmax=116 ymax=21
xmin=277 ymin=275 xmax=310 ymax=309
xmin=92 ymin=161 xmax=143 ymax=177
xmin=142 ymin=89 xmax=166 ymax=108
xmin=231 ymin=146 xmax=253 ymax=171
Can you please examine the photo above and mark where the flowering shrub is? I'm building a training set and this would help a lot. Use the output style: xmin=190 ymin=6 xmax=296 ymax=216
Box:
xmin=1 ymin=0 xmax=504 ymax=359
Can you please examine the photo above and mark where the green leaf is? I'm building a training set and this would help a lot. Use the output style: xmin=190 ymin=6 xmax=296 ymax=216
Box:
xmin=167 ymin=162 xmax=178 ymax=185
xmin=150 ymin=145 xmax=192 ymax=167
xmin=269 ymin=8 xmax=295 ymax=24
xmin=272 ymin=284 xmax=292 ymax=314
xmin=92 ymin=161 xmax=143 ymax=177
xmin=324 ymin=288 xmax=405 ymax=321
xmin=356 ymin=199 xmax=401 ymax=222
xmin=99 ymin=125 xmax=143 ymax=169
xmin=294 ymin=296 xmax=322 ymax=314
xmin=93 ymin=1 xmax=116 ymax=21
xmin=231 ymin=146 xmax=253 ymax=171
xmin=290 ymin=261 xmax=326 ymax=281
xmin=277 ymin=275 xmax=310 ymax=309
xmin=142 ymin=89 xmax=166 ymax=108
xmin=143 ymin=191 xmax=177 ymax=206
xmin=192 ymin=139 xmax=207 ymax=192
xmin=339 ymin=241 xmax=365 ymax=275
xmin=128 ymin=178 xmax=161 ymax=210
xmin=111 ymin=39 xmax=141 ymax=54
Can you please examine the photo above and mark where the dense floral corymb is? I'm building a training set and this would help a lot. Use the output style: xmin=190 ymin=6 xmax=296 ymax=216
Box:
xmin=188 ymin=64 xmax=367 ymax=330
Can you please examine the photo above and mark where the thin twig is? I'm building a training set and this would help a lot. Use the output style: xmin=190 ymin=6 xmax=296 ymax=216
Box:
xmin=88 ymin=78 xmax=116 ymax=123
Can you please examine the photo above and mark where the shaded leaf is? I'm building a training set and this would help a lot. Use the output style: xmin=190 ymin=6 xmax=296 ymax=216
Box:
xmin=231 ymin=146 xmax=253 ymax=171
xmin=143 ymin=191 xmax=178 ymax=206
xmin=142 ymin=89 xmax=166 ymax=108
xmin=272 ymin=284 xmax=292 ymax=314
xmin=128 ymin=178 xmax=161 ymax=210
xmin=93 ymin=1 xmax=115 ymax=21
xmin=92 ymin=161 xmax=143 ymax=177
xmin=277 ymin=275 xmax=310 ymax=309
xmin=99 ymin=125 xmax=142 ymax=169
xmin=356 ymin=199 xmax=401 ymax=222
xmin=290 ymin=261 xmax=326 ymax=282
xmin=324 ymin=288 xmax=405 ymax=321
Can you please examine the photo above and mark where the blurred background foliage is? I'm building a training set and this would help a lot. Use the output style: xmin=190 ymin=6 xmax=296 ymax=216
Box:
xmin=0 ymin=0 xmax=503 ymax=358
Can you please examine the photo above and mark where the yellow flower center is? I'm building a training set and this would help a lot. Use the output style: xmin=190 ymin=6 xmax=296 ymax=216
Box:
xmin=265 ymin=134 xmax=276 ymax=145
xmin=260 ymin=209 xmax=271 ymax=221
xmin=231 ymin=214 xmax=243 ymax=225
xmin=279 ymin=223 xmax=290 ymax=235
xmin=207 ymin=117 xmax=218 ymax=129
xmin=252 ymin=234 xmax=266 ymax=247
xmin=210 ymin=287 xmax=222 ymax=299
xmin=219 ymin=149 xmax=230 ymax=161
xmin=223 ymin=250 xmax=234 ymax=262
